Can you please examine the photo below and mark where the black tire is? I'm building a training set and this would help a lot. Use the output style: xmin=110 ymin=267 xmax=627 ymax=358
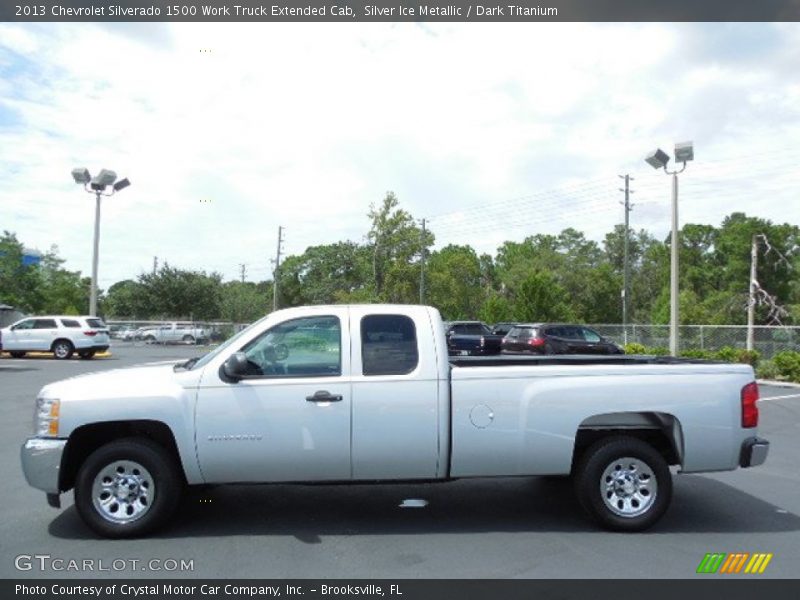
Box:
xmin=9 ymin=351 xmax=26 ymax=358
xmin=182 ymin=335 xmax=195 ymax=344
xmin=144 ymin=335 xmax=156 ymax=344
xmin=51 ymin=339 xmax=74 ymax=360
xmin=574 ymin=436 xmax=672 ymax=532
xmin=78 ymin=351 xmax=96 ymax=359
xmin=74 ymin=438 xmax=184 ymax=538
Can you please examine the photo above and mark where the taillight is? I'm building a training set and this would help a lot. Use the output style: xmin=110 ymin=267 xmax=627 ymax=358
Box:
xmin=741 ymin=382 xmax=759 ymax=428
xmin=529 ymin=337 xmax=545 ymax=347
xmin=83 ymin=330 xmax=98 ymax=337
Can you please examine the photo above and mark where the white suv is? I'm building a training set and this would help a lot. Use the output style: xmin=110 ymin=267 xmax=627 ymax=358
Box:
xmin=0 ymin=316 xmax=110 ymax=359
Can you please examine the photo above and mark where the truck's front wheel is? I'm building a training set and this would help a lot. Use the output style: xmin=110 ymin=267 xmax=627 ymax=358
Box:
xmin=74 ymin=438 xmax=183 ymax=538
xmin=574 ymin=436 xmax=671 ymax=532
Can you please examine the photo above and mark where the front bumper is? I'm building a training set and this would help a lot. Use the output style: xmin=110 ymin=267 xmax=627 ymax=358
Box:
xmin=740 ymin=437 xmax=770 ymax=468
xmin=21 ymin=437 xmax=67 ymax=494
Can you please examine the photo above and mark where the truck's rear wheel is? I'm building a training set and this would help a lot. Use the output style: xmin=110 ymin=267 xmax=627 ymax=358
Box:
xmin=574 ymin=436 xmax=671 ymax=532
xmin=74 ymin=438 xmax=183 ymax=538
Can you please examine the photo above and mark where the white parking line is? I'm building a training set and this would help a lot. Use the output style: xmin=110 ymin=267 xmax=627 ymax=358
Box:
xmin=760 ymin=393 xmax=800 ymax=402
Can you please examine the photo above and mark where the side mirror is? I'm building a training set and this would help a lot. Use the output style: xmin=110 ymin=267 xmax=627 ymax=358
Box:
xmin=222 ymin=352 xmax=250 ymax=381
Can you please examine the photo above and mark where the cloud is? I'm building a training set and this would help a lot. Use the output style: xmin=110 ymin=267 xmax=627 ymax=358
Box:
xmin=1 ymin=22 xmax=798 ymax=287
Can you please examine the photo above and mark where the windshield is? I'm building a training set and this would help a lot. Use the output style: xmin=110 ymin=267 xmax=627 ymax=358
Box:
xmin=182 ymin=315 xmax=271 ymax=371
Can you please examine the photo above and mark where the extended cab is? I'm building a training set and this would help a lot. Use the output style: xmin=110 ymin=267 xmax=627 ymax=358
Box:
xmin=21 ymin=305 xmax=769 ymax=537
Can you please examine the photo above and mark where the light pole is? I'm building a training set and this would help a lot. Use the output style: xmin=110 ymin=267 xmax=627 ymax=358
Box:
xmin=644 ymin=142 xmax=693 ymax=356
xmin=71 ymin=167 xmax=131 ymax=316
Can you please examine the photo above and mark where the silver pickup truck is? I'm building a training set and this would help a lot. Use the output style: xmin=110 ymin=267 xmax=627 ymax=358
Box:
xmin=21 ymin=304 xmax=768 ymax=538
xmin=140 ymin=322 xmax=208 ymax=344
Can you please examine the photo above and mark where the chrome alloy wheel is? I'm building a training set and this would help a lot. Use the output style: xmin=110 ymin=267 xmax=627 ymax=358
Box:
xmin=600 ymin=456 xmax=657 ymax=518
xmin=53 ymin=341 xmax=71 ymax=359
xmin=91 ymin=460 xmax=154 ymax=524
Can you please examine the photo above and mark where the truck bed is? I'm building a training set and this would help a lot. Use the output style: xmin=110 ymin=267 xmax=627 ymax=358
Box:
xmin=448 ymin=354 xmax=721 ymax=367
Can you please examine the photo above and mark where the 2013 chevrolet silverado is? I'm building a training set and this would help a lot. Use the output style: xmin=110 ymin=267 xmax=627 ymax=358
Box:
xmin=21 ymin=304 xmax=769 ymax=537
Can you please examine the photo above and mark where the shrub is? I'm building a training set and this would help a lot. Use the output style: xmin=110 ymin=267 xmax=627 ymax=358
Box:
xmin=624 ymin=343 xmax=647 ymax=355
xmin=756 ymin=360 xmax=781 ymax=381
xmin=773 ymin=351 xmax=800 ymax=383
xmin=648 ymin=346 xmax=670 ymax=356
xmin=735 ymin=349 xmax=760 ymax=368
xmin=714 ymin=347 xmax=738 ymax=363
xmin=681 ymin=349 xmax=715 ymax=360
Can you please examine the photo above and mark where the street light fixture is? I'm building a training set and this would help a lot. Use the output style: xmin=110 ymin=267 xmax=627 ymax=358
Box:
xmin=71 ymin=167 xmax=131 ymax=316
xmin=645 ymin=141 xmax=694 ymax=356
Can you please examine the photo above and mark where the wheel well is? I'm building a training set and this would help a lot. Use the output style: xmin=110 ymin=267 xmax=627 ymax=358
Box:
xmin=51 ymin=338 xmax=74 ymax=350
xmin=60 ymin=420 xmax=184 ymax=491
xmin=572 ymin=412 xmax=683 ymax=472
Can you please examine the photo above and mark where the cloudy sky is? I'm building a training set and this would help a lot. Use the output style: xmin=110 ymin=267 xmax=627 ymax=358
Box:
xmin=1 ymin=22 xmax=799 ymax=289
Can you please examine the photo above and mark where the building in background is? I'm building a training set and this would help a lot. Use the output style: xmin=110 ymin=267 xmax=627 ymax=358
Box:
xmin=22 ymin=248 xmax=42 ymax=267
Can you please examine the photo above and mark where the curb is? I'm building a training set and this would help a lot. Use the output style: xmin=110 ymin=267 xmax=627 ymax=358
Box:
xmin=1 ymin=351 xmax=112 ymax=359
xmin=757 ymin=379 xmax=800 ymax=389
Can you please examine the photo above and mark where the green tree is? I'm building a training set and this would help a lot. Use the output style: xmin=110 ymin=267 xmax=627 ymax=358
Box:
xmin=104 ymin=280 xmax=149 ymax=318
xmin=426 ymin=245 xmax=483 ymax=319
xmin=37 ymin=246 xmax=90 ymax=315
xmin=0 ymin=231 xmax=42 ymax=311
xmin=136 ymin=264 xmax=223 ymax=320
xmin=478 ymin=291 xmax=513 ymax=324
xmin=511 ymin=270 xmax=574 ymax=322
xmin=220 ymin=281 xmax=269 ymax=322
xmin=279 ymin=242 xmax=372 ymax=307
xmin=367 ymin=192 xmax=433 ymax=303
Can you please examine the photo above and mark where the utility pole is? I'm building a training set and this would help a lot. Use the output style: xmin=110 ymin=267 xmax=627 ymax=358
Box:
xmin=273 ymin=225 xmax=284 ymax=311
xmin=419 ymin=218 xmax=426 ymax=305
xmin=152 ymin=256 xmax=158 ymax=276
xmin=747 ymin=234 xmax=758 ymax=352
xmin=618 ymin=175 xmax=634 ymax=344
xmin=239 ymin=263 xmax=247 ymax=283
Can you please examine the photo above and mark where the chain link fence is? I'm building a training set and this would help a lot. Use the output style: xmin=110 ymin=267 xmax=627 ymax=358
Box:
xmin=106 ymin=318 xmax=800 ymax=359
xmin=588 ymin=324 xmax=800 ymax=359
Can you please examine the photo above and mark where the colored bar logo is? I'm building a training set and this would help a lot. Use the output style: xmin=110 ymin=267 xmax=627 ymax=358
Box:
xmin=696 ymin=553 xmax=773 ymax=574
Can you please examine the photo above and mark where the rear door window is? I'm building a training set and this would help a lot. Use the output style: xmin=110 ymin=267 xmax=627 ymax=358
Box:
xmin=464 ymin=323 xmax=484 ymax=335
xmin=559 ymin=326 xmax=580 ymax=340
xmin=581 ymin=328 xmax=601 ymax=342
xmin=361 ymin=315 xmax=419 ymax=376
xmin=33 ymin=319 xmax=58 ymax=329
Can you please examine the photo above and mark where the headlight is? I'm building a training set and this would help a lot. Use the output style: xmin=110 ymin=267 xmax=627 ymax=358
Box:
xmin=34 ymin=398 xmax=60 ymax=437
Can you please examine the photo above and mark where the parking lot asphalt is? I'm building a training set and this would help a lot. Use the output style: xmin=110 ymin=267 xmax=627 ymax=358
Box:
xmin=1 ymin=344 xmax=799 ymax=579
